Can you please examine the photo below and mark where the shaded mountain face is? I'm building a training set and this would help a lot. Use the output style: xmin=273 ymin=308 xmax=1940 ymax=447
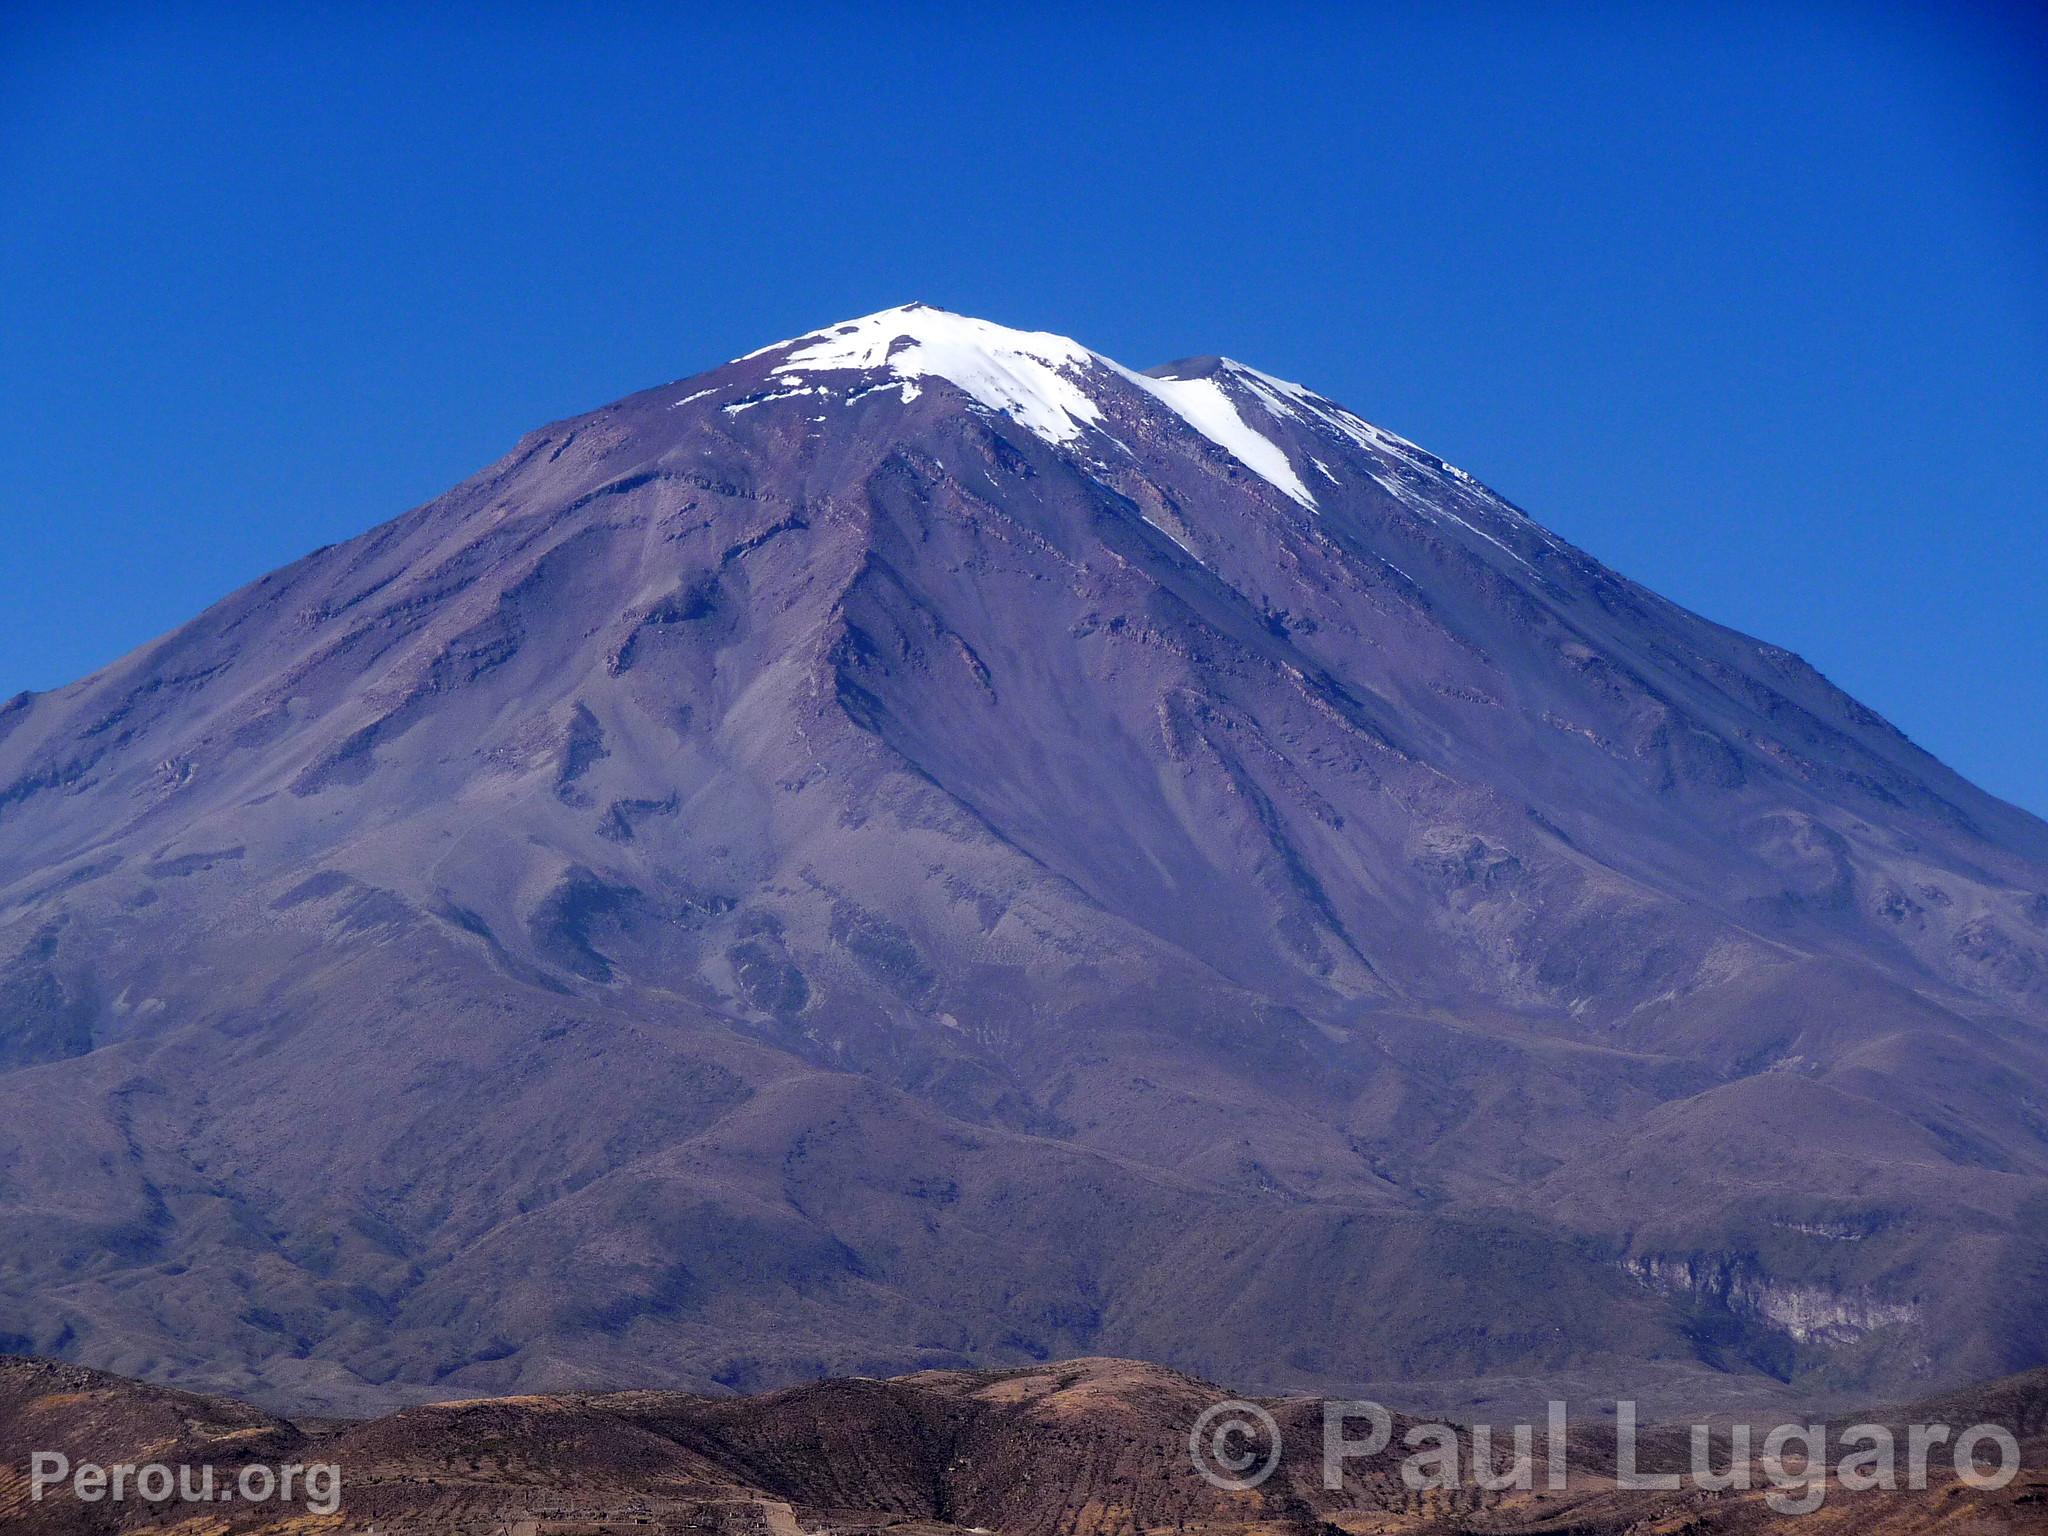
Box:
xmin=1 ymin=304 xmax=2045 ymax=1417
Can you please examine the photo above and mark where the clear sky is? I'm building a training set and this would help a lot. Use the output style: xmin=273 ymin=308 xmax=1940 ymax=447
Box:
xmin=2 ymin=2 xmax=2044 ymax=815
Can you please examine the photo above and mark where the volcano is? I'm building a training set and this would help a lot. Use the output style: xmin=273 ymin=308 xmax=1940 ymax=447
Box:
xmin=2 ymin=304 xmax=2044 ymax=1417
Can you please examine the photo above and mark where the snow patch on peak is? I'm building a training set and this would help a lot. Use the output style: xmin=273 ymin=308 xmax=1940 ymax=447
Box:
xmin=746 ymin=305 xmax=1326 ymax=512
xmin=763 ymin=304 xmax=1108 ymax=445
xmin=1112 ymin=366 xmax=1318 ymax=510
xmin=1222 ymin=360 xmax=1423 ymax=458
xmin=1216 ymin=359 xmax=1513 ymax=519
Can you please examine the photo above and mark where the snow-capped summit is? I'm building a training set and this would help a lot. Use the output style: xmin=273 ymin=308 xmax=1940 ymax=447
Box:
xmin=728 ymin=305 xmax=1499 ymax=526
xmin=757 ymin=303 xmax=1111 ymax=445
xmin=744 ymin=303 xmax=1365 ymax=511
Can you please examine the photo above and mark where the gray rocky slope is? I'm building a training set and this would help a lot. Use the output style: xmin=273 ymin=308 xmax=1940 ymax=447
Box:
xmin=1 ymin=305 xmax=2044 ymax=1416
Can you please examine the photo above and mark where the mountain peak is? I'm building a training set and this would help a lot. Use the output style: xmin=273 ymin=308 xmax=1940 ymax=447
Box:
xmin=1143 ymin=355 xmax=1235 ymax=381
xmin=737 ymin=307 xmax=1333 ymax=509
xmin=748 ymin=303 xmax=1109 ymax=445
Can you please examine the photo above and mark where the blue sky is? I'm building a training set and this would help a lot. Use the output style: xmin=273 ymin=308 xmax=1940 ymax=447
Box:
xmin=2 ymin=2 xmax=2044 ymax=814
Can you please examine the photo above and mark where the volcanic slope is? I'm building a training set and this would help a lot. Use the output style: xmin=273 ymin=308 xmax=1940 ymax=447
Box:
xmin=2 ymin=305 xmax=2045 ymax=1416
